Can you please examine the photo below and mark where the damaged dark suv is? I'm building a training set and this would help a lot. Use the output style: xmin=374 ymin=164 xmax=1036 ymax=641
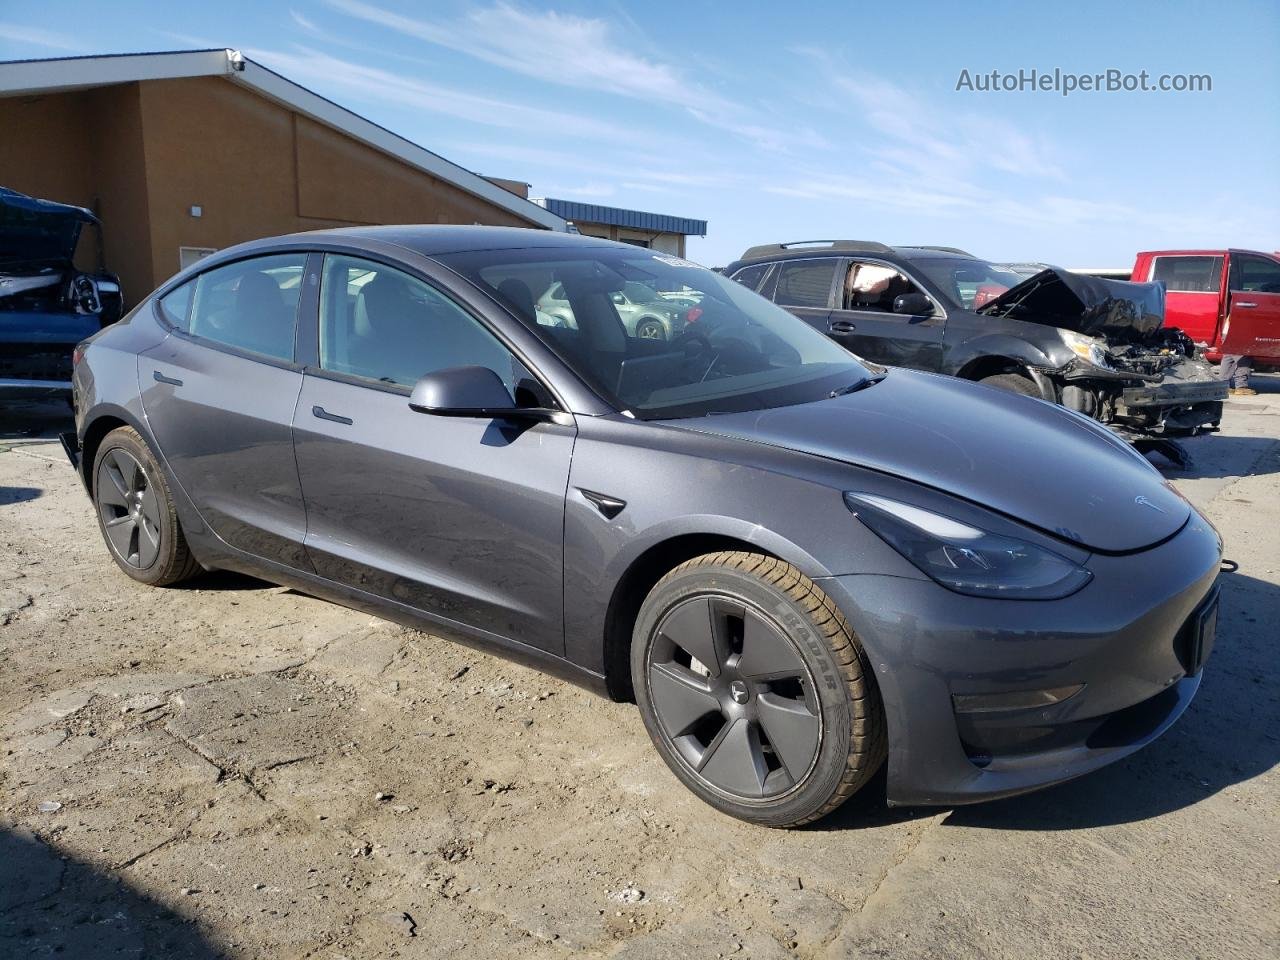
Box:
xmin=1 ymin=186 xmax=122 ymax=399
xmin=724 ymin=242 xmax=1226 ymax=460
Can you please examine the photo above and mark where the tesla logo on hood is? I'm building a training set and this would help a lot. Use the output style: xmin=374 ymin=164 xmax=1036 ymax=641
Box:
xmin=1134 ymin=495 xmax=1166 ymax=513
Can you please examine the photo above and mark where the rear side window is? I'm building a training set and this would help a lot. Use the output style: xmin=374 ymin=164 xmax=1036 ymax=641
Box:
xmin=1229 ymin=254 xmax=1280 ymax=293
xmin=157 ymin=281 xmax=193 ymax=331
xmin=730 ymin=262 xmax=771 ymax=292
xmin=773 ymin=259 xmax=838 ymax=308
xmin=188 ymin=255 xmax=306 ymax=362
xmin=1150 ymin=256 xmax=1222 ymax=293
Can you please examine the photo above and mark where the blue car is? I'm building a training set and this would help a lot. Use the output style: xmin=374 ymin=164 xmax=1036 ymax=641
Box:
xmin=1 ymin=186 xmax=122 ymax=399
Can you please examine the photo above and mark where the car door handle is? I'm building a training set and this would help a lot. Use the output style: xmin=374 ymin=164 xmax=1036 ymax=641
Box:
xmin=312 ymin=405 xmax=353 ymax=425
xmin=1234 ymin=301 xmax=1258 ymax=309
xmin=152 ymin=370 xmax=183 ymax=387
xmin=829 ymin=319 xmax=857 ymax=334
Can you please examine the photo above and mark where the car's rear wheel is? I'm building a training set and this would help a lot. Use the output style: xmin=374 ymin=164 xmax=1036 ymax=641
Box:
xmin=92 ymin=426 xmax=199 ymax=586
xmin=636 ymin=318 xmax=667 ymax=340
xmin=632 ymin=551 xmax=885 ymax=827
xmin=980 ymin=372 xmax=1040 ymax=397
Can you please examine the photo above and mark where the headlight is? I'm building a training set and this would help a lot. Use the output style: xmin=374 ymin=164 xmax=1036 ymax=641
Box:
xmin=1059 ymin=329 xmax=1110 ymax=368
xmin=844 ymin=493 xmax=1092 ymax=600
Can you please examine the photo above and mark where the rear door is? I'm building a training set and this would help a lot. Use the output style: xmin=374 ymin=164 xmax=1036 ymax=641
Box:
xmin=1146 ymin=254 xmax=1226 ymax=348
xmin=768 ymin=257 xmax=837 ymax=336
xmin=1220 ymin=253 xmax=1280 ymax=362
xmin=139 ymin=252 xmax=312 ymax=570
xmin=291 ymin=254 xmax=575 ymax=654
xmin=826 ymin=259 xmax=946 ymax=370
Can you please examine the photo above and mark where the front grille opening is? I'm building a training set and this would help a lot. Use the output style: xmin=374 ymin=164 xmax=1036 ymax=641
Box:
xmin=1086 ymin=684 xmax=1181 ymax=749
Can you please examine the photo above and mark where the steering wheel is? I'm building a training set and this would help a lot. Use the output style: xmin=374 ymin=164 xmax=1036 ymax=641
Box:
xmin=670 ymin=329 xmax=714 ymax=359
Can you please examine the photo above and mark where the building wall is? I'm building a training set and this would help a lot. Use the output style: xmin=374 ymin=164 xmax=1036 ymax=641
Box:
xmin=1 ymin=75 xmax=545 ymax=303
xmin=574 ymin=222 xmax=686 ymax=257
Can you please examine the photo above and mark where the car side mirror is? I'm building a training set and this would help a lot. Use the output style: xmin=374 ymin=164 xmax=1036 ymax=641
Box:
xmin=408 ymin=366 xmax=556 ymax=421
xmin=892 ymin=292 xmax=934 ymax=315
xmin=611 ymin=292 xmax=626 ymax=305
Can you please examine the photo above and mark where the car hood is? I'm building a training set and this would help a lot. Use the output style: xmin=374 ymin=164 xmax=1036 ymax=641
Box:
xmin=666 ymin=369 xmax=1188 ymax=553
xmin=977 ymin=266 xmax=1164 ymax=341
xmin=0 ymin=186 xmax=97 ymax=268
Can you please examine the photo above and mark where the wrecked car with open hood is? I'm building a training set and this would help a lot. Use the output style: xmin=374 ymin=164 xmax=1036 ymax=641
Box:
xmin=722 ymin=242 xmax=1226 ymax=462
xmin=1 ymin=186 xmax=122 ymax=399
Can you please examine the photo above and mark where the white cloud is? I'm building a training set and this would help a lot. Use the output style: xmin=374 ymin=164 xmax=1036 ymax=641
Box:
xmin=0 ymin=21 xmax=87 ymax=52
xmin=798 ymin=48 xmax=1065 ymax=183
xmin=244 ymin=45 xmax=640 ymax=145
xmin=322 ymin=0 xmax=812 ymax=152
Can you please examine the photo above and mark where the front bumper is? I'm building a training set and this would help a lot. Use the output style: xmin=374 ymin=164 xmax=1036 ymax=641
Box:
xmin=818 ymin=511 xmax=1223 ymax=806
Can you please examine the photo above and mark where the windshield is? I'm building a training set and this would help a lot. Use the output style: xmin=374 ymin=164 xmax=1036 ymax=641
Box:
xmin=912 ymin=257 xmax=1026 ymax=311
xmin=438 ymin=247 xmax=873 ymax=419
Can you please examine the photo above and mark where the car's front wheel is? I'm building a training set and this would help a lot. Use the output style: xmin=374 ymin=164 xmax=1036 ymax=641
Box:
xmin=92 ymin=426 xmax=200 ymax=586
xmin=979 ymin=372 xmax=1040 ymax=397
xmin=636 ymin=318 xmax=667 ymax=340
xmin=632 ymin=551 xmax=885 ymax=827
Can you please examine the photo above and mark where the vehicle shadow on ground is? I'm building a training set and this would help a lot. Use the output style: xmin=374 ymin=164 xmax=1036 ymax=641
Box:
xmin=0 ymin=486 xmax=44 ymax=505
xmin=175 ymin=568 xmax=278 ymax=592
xmin=1155 ymin=432 xmax=1280 ymax=480
xmin=0 ymin=400 xmax=72 ymax=440
xmin=0 ymin=827 xmax=221 ymax=958
xmin=818 ymin=570 xmax=1278 ymax=833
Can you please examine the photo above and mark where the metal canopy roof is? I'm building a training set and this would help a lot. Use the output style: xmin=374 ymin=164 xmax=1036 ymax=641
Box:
xmin=534 ymin=198 xmax=707 ymax=237
xmin=0 ymin=49 xmax=569 ymax=232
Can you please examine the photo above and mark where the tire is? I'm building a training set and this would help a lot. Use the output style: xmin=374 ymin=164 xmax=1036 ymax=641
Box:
xmin=631 ymin=551 xmax=886 ymax=827
xmin=91 ymin=426 xmax=200 ymax=586
xmin=636 ymin=318 xmax=667 ymax=341
xmin=979 ymin=372 xmax=1040 ymax=397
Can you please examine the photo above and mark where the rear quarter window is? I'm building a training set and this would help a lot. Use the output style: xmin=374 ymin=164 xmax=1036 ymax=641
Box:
xmin=157 ymin=282 xmax=193 ymax=331
xmin=730 ymin=262 xmax=772 ymax=292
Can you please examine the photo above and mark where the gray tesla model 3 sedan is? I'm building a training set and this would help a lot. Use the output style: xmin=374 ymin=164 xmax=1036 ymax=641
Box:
xmin=63 ymin=226 xmax=1223 ymax=827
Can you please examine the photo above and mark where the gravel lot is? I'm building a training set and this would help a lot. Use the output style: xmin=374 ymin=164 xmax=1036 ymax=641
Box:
xmin=2 ymin=382 xmax=1278 ymax=960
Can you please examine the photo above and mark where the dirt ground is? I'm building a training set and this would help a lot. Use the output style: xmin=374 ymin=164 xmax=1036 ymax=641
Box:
xmin=2 ymin=382 xmax=1278 ymax=960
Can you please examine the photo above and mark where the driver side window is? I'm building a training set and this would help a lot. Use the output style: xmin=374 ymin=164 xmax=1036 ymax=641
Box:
xmin=318 ymin=255 xmax=519 ymax=390
xmin=841 ymin=261 xmax=926 ymax=313
xmin=1229 ymin=254 xmax=1280 ymax=294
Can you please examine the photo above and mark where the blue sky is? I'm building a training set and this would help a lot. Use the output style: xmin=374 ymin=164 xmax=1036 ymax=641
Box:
xmin=2 ymin=0 xmax=1276 ymax=267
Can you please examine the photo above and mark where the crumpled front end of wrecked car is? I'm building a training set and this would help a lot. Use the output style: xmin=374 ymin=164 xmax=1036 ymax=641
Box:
xmin=980 ymin=268 xmax=1227 ymax=435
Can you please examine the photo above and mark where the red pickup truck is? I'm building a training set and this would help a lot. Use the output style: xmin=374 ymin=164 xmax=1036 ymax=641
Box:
xmin=1131 ymin=249 xmax=1280 ymax=367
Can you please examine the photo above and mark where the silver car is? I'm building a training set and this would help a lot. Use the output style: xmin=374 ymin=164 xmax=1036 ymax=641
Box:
xmin=538 ymin=279 xmax=687 ymax=340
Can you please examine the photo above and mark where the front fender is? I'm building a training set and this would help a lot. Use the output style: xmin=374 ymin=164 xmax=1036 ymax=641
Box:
xmin=949 ymin=332 xmax=1067 ymax=400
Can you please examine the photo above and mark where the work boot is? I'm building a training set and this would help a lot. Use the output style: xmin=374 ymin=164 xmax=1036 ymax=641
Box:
xmin=1228 ymin=387 xmax=1258 ymax=397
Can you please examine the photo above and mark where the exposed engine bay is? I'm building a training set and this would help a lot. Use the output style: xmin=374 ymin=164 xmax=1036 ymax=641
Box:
xmin=0 ymin=264 xmax=118 ymax=318
xmin=979 ymin=267 xmax=1227 ymax=461
xmin=1 ymin=186 xmax=122 ymax=397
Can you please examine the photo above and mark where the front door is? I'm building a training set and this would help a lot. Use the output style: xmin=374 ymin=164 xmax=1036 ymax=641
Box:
xmin=827 ymin=260 xmax=946 ymax=370
xmin=139 ymin=252 xmax=311 ymax=570
xmin=292 ymin=254 xmax=575 ymax=654
xmin=1220 ymin=253 xmax=1280 ymax=363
